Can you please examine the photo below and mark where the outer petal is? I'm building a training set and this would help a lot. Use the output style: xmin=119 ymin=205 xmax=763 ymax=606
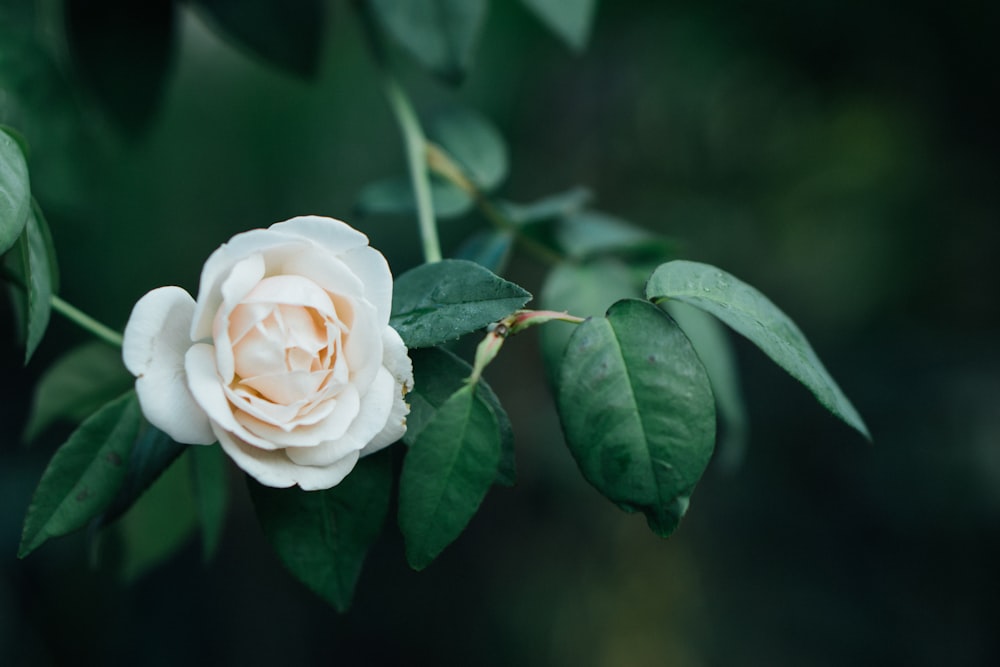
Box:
xmin=122 ymin=286 xmax=214 ymax=445
xmin=340 ymin=245 xmax=393 ymax=326
xmin=360 ymin=328 xmax=413 ymax=456
xmin=214 ymin=425 xmax=361 ymax=490
xmin=269 ymin=215 xmax=369 ymax=258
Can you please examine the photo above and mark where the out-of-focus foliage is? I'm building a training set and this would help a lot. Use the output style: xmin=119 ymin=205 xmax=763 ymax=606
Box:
xmin=2 ymin=1 xmax=999 ymax=666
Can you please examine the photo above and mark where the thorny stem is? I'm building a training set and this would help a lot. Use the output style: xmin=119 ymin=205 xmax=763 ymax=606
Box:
xmin=467 ymin=309 xmax=586 ymax=384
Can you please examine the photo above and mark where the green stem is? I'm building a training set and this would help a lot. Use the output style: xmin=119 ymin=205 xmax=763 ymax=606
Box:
xmin=426 ymin=142 xmax=563 ymax=266
xmin=51 ymin=295 xmax=123 ymax=347
xmin=381 ymin=76 xmax=442 ymax=264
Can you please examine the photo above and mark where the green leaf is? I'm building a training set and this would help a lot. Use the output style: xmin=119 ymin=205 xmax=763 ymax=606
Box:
xmin=190 ymin=0 xmax=324 ymax=77
xmin=520 ymin=0 xmax=597 ymax=52
xmin=391 ymin=259 xmax=532 ymax=348
xmin=404 ymin=347 xmax=515 ymax=486
xmin=665 ymin=301 xmax=749 ymax=470
xmin=111 ymin=451 xmax=198 ymax=582
xmin=645 ymin=260 xmax=870 ymax=440
xmin=556 ymin=299 xmax=716 ymax=537
xmin=556 ymin=210 xmax=674 ymax=260
xmin=31 ymin=199 xmax=59 ymax=293
xmin=0 ymin=127 xmax=30 ymax=255
xmin=23 ymin=341 xmax=133 ymax=442
xmin=398 ymin=383 xmax=501 ymax=570
xmin=370 ymin=0 xmax=488 ymax=83
xmin=19 ymin=392 xmax=142 ymax=557
xmin=99 ymin=423 xmax=186 ymax=525
xmin=15 ymin=204 xmax=53 ymax=362
xmin=190 ymin=445 xmax=229 ymax=561
xmin=428 ymin=107 xmax=508 ymax=191
xmin=538 ymin=259 xmax=639 ymax=375
xmin=248 ymin=451 xmax=393 ymax=612
xmin=453 ymin=229 xmax=514 ymax=275
xmin=500 ymin=186 xmax=591 ymax=225
xmin=356 ymin=175 xmax=472 ymax=219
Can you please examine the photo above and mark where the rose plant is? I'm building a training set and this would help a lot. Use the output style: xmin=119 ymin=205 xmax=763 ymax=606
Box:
xmin=2 ymin=0 xmax=870 ymax=614
xmin=122 ymin=215 xmax=413 ymax=491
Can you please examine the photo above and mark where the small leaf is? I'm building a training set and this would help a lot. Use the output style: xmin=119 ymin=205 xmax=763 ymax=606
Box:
xmin=65 ymin=0 xmax=176 ymax=136
xmin=453 ymin=229 xmax=514 ymax=275
xmin=556 ymin=299 xmax=716 ymax=537
xmin=404 ymin=347 xmax=515 ymax=486
xmin=665 ymin=301 xmax=749 ymax=470
xmin=520 ymin=0 xmax=598 ymax=52
xmin=645 ymin=260 xmax=870 ymax=440
xmin=190 ymin=444 xmax=229 ymax=561
xmin=538 ymin=259 xmax=638 ymax=375
xmin=398 ymin=383 xmax=501 ymax=570
xmin=370 ymin=0 xmax=489 ymax=83
xmin=356 ymin=175 xmax=472 ymax=219
xmin=19 ymin=392 xmax=142 ymax=557
xmin=428 ymin=107 xmax=508 ymax=191
xmin=500 ymin=186 xmax=591 ymax=225
xmin=556 ymin=210 xmax=673 ymax=260
xmin=391 ymin=259 xmax=531 ymax=348
xmin=16 ymin=204 xmax=53 ymax=362
xmin=0 ymin=127 xmax=30 ymax=256
xmin=248 ymin=451 xmax=392 ymax=612
xmin=111 ymin=451 xmax=198 ymax=582
xmin=190 ymin=0 xmax=324 ymax=78
xmin=23 ymin=341 xmax=133 ymax=442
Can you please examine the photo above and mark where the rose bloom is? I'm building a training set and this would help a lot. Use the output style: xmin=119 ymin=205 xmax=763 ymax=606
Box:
xmin=122 ymin=215 xmax=413 ymax=490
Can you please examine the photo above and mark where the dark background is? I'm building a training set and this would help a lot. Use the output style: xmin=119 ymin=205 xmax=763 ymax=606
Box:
xmin=3 ymin=1 xmax=999 ymax=664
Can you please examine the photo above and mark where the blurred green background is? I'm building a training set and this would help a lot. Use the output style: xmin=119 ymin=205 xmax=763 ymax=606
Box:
xmin=3 ymin=0 xmax=999 ymax=664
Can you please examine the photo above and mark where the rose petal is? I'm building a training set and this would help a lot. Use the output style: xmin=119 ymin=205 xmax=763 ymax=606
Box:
xmin=214 ymin=425 xmax=361 ymax=491
xmin=235 ymin=384 xmax=361 ymax=447
xmin=380 ymin=326 xmax=414 ymax=393
xmin=269 ymin=215 xmax=369 ymax=258
xmin=359 ymin=327 xmax=413 ymax=456
xmin=341 ymin=245 xmax=393 ymax=326
xmin=285 ymin=368 xmax=395 ymax=466
xmin=341 ymin=298 xmax=383 ymax=391
xmin=212 ymin=253 xmax=267 ymax=383
xmin=184 ymin=343 xmax=277 ymax=450
xmin=279 ymin=249 xmax=366 ymax=314
xmin=122 ymin=286 xmax=214 ymax=445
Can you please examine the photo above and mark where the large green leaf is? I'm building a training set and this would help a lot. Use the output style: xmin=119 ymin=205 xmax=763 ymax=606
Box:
xmin=190 ymin=445 xmax=229 ymax=561
xmin=0 ymin=127 xmax=30 ymax=255
xmin=665 ymin=301 xmax=749 ymax=470
xmin=398 ymin=382 xmax=501 ymax=570
xmin=15 ymin=204 xmax=53 ymax=362
xmin=99 ymin=423 xmax=186 ymax=525
xmin=19 ymin=392 xmax=142 ymax=557
xmin=370 ymin=0 xmax=488 ymax=83
xmin=428 ymin=107 xmax=508 ymax=191
xmin=65 ymin=0 xmax=176 ymax=136
xmin=356 ymin=175 xmax=472 ymax=219
xmin=190 ymin=0 xmax=324 ymax=77
xmin=391 ymin=259 xmax=531 ymax=348
xmin=556 ymin=299 xmax=716 ymax=537
xmin=404 ymin=347 xmax=515 ymax=487
xmin=248 ymin=451 xmax=392 ymax=612
xmin=538 ymin=259 xmax=639 ymax=375
xmin=646 ymin=260 xmax=870 ymax=440
xmin=520 ymin=0 xmax=597 ymax=52
xmin=110 ymin=451 xmax=198 ymax=582
xmin=23 ymin=341 xmax=133 ymax=442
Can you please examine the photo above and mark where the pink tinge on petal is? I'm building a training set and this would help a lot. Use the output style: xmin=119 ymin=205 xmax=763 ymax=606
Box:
xmin=240 ymin=275 xmax=336 ymax=315
xmin=233 ymin=384 xmax=362 ymax=448
xmin=239 ymin=369 xmax=331 ymax=406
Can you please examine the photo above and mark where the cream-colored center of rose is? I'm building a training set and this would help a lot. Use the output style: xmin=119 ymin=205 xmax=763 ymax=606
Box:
xmin=225 ymin=276 xmax=353 ymax=409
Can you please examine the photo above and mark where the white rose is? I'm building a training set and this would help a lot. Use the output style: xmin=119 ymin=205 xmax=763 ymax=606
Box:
xmin=122 ymin=215 xmax=413 ymax=490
